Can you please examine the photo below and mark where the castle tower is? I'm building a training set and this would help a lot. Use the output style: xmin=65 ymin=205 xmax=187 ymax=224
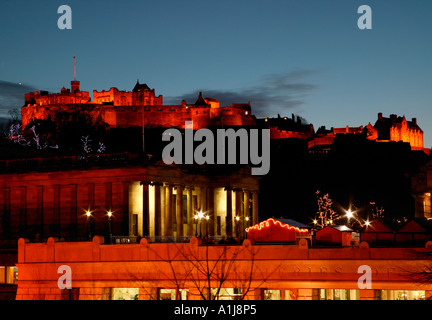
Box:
xmin=71 ymin=81 xmax=80 ymax=93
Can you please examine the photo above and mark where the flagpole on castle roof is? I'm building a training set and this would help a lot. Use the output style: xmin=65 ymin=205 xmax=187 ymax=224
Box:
xmin=74 ymin=55 xmax=76 ymax=81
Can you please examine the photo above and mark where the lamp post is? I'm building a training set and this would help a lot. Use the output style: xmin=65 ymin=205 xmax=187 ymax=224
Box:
xmin=235 ymin=216 xmax=240 ymax=238
xmin=197 ymin=211 xmax=204 ymax=237
xmin=86 ymin=210 xmax=91 ymax=240
xmin=205 ymin=215 xmax=210 ymax=237
xmin=107 ymin=211 xmax=112 ymax=243
xmin=194 ymin=214 xmax=198 ymax=237
xmin=346 ymin=209 xmax=355 ymax=228
xmin=244 ymin=216 xmax=250 ymax=239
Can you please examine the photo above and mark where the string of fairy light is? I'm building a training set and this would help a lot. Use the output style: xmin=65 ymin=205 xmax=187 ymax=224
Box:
xmin=312 ymin=208 xmax=371 ymax=229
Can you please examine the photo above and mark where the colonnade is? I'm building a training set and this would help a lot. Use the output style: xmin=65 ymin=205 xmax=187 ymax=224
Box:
xmin=133 ymin=181 xmax=259 ymax=238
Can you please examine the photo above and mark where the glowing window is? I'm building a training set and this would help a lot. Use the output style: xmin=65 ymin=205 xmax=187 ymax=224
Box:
xmin=110 ymin=288 xmax=139 ymax=300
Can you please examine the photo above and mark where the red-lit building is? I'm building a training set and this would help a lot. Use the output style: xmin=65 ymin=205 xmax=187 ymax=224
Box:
xmin=15 ymin=231 xmax=432 ymax=300
xmin=307 ymin=113 xmax=429 ymax=154
xmin=21 ymin=81 xmax=255 ymax=130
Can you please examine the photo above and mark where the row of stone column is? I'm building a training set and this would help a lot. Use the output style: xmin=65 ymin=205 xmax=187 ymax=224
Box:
xmin=140 ymin=182 xmax=258 ymax=238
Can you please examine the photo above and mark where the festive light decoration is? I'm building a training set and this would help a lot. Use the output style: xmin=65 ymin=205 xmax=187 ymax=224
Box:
xmin=245 ymin=218 xmax=309 ymax=233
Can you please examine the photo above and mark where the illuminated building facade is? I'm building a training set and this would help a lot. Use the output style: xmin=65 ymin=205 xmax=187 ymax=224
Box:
xmin=375 ymin=113 xmax=424 ymax=150
xmin=307 ymin=113 xmax=427 ymax=154
xmin=15 ymin=234 xmax=432 ymax=300
xmin=0 ymin=154 xmax=260 ymax=300
xmin=0 ymin=159 xmax=259 ymax=242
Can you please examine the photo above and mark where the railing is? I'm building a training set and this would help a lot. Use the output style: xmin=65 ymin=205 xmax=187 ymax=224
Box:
xmin=0 ymin=152 xmax=130 ymax=172
xmin=109 ymin=235 xmax=244 ymax=245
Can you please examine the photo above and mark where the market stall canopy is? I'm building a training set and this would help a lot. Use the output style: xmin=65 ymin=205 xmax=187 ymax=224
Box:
xmin=245 ymin=218 xmax=310 ymax=243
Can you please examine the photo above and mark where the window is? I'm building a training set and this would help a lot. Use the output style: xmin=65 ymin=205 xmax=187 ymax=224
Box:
xmin=264 ymin=290 xmax=281 ymax=300
xmin=319 ymin=289 xmax=359 ymax=300
xmin=110 ymin=288 xmax=139 ymax=300
xmin=0 ymin=267 xmax=4 ymax=284
xmin=212 ymin=288 xmax=242 ymax=300
xmin=159 ymin=289 xmax=176 ymax=300
xmin=264 ymin=290 xmax=297 ymax=300
xmin=156 ymin=289 xmax=188 ymax=300
xmin=379 ymin=290 xmax=426 ymax=300
xmin=0 ymin=266 xmax=18 ymax=284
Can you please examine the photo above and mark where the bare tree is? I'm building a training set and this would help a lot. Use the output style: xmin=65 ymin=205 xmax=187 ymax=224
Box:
xmin=130 ymin=238 xmax=279 ymax=300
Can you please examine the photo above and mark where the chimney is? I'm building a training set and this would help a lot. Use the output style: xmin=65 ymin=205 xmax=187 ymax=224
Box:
xmin=378 ymin=112 xmax=383 ymax=120
xmin=412 ymin=118 xmax=417 ymax=125
xmin=390 ymin=114 xmax=397 ymax=121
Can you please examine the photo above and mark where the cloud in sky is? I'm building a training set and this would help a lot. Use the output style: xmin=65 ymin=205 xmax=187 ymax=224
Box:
xmin=0 ymin=80 xmax=36 ymax=119
xmin=165 ymin=70 xmax=320 ymax=118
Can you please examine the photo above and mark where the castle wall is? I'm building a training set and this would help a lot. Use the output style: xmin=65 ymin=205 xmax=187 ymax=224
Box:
xmin=22 ymin=103 xmax=255 ymax=130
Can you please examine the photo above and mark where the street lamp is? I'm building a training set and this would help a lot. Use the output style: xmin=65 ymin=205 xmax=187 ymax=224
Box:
xmin=194 ymin=214 xmax=199 ymax=237
xmin=346 ymin=209 xmax=354 ymax=219
xmin=86 ymin=210 xmax=92 ymax=240
xmin=197 ymin=210 xmax=205 ymax=237
xmin=107 ymin=210 xmax=113 ymax=242
xmin=235 ymin=216 xmax=240 ymax=238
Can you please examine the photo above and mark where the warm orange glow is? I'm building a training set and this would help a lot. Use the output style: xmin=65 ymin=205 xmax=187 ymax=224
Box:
xmin=245 ymin=218 xmax=309 ymax=233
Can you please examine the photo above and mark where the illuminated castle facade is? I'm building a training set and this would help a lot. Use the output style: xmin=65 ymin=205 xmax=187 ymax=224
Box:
xmin=374 ymin=113 xmax=424 ymax=149
xmin=21 ymin=80 xmax=255 ymax=130
xmin=307 ymin=113 xmax=425 ymax=153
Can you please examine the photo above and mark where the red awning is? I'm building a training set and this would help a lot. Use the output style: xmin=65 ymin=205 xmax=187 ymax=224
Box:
xmin=245 ymin=218 xmax=309 ymax=243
